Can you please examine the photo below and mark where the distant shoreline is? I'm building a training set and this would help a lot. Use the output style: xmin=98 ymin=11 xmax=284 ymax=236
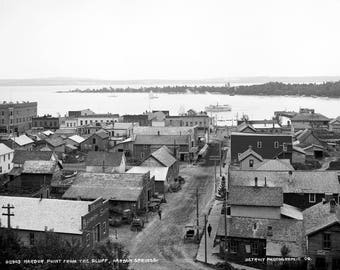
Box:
xmin=56 ymin=81 xmax=340 ymax=98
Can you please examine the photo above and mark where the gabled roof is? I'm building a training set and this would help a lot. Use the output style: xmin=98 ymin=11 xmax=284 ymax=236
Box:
xmin=229 ymin=170 xmax=340 ymax=194
xmin=228 ymin=186 xmax=283 ymax=207
xmin=150 ymin=146 xmax=177 ymax=167
xmin=94 ymin=130 xmax=109 ymax=139
xmin=303 ymin=201 xmax=340 ymax=236
xmin=85 ymin=151 xmax=124 ymax=167
xmin=0 ymin=143 xmax=13 ymax=155
xmin=236 ymin=122 xmax=256 ymax=133
xmin=296 ymin=129 xmax=315 ymax=142
xmin=10 ymin=135 xmax=34 ymax=146
xmin=45 ymin=137 xmax=65 ymax=147
xmin=292 ymin=146 xmax=306 ymax=155
xmin=68 ymin=135 xmax=85 ymax=144
xmin=255 ymin=159 xmax=294 ymax=171
xmin=113 ymin=122 xmax=134 ymax=129
xmin=12 ymin=150 xmax=54 ymax=164
xmin=291 ymin=112 xmax=330 ymax=122
xmin=134 ymin=135 xmax=189 ymax=145
xmin=62 ymin=172 xmax=146 ymax=201
xmin=0 ymin=196 xmax=90 ymax=234
xmin=238 ymin=147 xmax=263 ymax=162
xmin=303 ymin=144 xmax=325 ymax=151
xmin=127 ymin=166 xmax=169 ymax=181
xmin=22 ymin=160 xmax=58 ymax=174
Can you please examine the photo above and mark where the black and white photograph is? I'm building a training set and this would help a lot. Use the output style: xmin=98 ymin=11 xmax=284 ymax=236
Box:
xmin=0 ymin=0 xmax=340 ymax=269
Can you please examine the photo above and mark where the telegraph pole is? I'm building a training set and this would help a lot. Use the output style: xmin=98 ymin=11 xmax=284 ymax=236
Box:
xmin=204 ymin=214 xmax=207 ymax=263
xmin=219 ymin=141 xmax=222 ymax=176
xmin=223 ymin=195 xmax=227 ymax=269
xmin=2 ymin=204 xmax=15 ymax=228
xmin=196 ymin=187 xmax=199 ymax=243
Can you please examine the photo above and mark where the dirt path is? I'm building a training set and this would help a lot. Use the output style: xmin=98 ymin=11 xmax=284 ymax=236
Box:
xmin=128 ymin=164 xmax=215 ymax=270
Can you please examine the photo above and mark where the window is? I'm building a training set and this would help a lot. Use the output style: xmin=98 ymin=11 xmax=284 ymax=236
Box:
xmin=3 ymin=156 xmax=5 ymax=162
xmin=274 ymin=141 xmax=279 ymax=148
xmin=8 ymin=154 xmax=10 ymax=160
xmin=251 ymin=242 xmax=259 ymax=255
xmin=0 ymin=166 xmax=2 ymax=173
xmin=8 ymin=164 xmax=10 ymax=170
xmin=283 ymin=143 xmax=287 ymax=152
xmin=92 ymin=138 xmax=96 ymax=144
xmin=230 ymin=240 xmax=237 ymax=253
xmin=141 ymin=152 xmax=145 ymax=159
xmin=257 ymin=141 xmax=262 ymax=148
xmin=309 ymin=193 xmax=316 ymax=203
xmin=323 ymin=233 xmax=331 ymax=249
xmin=86 ymin=233 xmax=90 ymax=247
xmin=29 ymin=232 xmax=35 ymax=245
xmin=103 ymin=222 xmax=106 ymax=234
xmin=80 ymin=120 xmax=83 ymax=125
xmin=249 ymin=159 xmax=254 ymax=168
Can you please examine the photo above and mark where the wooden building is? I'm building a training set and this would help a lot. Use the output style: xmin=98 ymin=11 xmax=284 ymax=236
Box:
xmin=85 ymin=151 xmax=126 ymax=173
xmin=303 ymin=200 xmax=340 ymax=270
xmin=230 ymin=132 xmax=293 ymax=164
xmin=0 ymin=196 xmax=109 ymax=249
xmin=140 ymin=146 xmax=179 ymax=183
xmin=229 ymin=170 xmax=340 ymax=210
xmin=80 ymin=131 xmax=109 ymax=152
xmin=62 ymin=172 xmax=154 ymax=215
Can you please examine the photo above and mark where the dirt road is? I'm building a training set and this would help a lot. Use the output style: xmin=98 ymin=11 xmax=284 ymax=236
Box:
xmin=127 ymin=164 xmax=215 ymax=270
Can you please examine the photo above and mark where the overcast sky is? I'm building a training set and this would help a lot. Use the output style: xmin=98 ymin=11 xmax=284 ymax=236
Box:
xmin=0 ymin=0 xmax=340 ymax=80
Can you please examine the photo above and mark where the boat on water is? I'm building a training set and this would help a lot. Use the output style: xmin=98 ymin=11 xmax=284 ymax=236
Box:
xmin=205 ymin=103 xmax=231 ymax=112
xmin=149 ymin=91 xmax=159 ymax=99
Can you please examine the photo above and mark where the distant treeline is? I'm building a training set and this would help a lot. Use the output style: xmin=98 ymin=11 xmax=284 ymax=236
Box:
xmin=62 ymin=81 xmax=340 ymax=97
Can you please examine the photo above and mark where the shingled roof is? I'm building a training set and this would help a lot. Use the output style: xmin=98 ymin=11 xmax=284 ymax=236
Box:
xmin=229 ymin=170 xmax=340 ymax=194
xmin=150 ymin=146 xmax=177 ymax=167
xmin=85 ymin=151 xmax=124 ymax=167
xmin=62 ymin=172 xmax=146 ymax=201
xmin=13 ymin=150 xmax=54 ymax=165
xmin=228 ymin=186 xmax=283 ymax=207
xmin=303 ymin=200 xmax=340 ymax=236
xmin=255 ymin=159 xmax=294 ymax=171
xmin=22 ymin=160 xmax=59 ymax=174
xmin=238 ymin=147 xmax=263 ymax=162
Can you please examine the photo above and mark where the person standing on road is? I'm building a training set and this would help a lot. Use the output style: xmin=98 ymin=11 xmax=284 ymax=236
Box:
xmin=158 ymin=209 xmax=162 ymax=220
xmin=207 ymin=224 xmax=212 ymax=237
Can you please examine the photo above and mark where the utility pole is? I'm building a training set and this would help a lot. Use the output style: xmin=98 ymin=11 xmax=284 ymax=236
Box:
xmin=204 ymin=214 xmax=207 ymax=263
xmin=219 ymin=141 xmax=222 ymax=176
xmin=2 ymin=203 xmax=15 ymax=228
xmin=196 ymin=187 xmax=199 ymax=243
xmin=223 ymin=195 xmax=227 ymax=269
xmin=214 ymin=160 xmax=217 ymax=194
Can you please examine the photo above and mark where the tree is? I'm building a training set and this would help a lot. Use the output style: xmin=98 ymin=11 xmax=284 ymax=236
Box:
xmin=92 ymin=240 xmax=130 ymax=270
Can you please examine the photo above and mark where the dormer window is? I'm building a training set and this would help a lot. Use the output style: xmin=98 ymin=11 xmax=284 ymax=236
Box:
xmin=249 ymin=159 xmax=254 ymax=168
